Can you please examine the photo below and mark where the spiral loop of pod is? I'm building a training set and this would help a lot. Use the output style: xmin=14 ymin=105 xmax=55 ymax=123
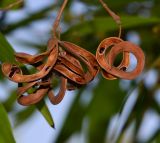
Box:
xmin=96 ymin=37 xmax=145 ymax=80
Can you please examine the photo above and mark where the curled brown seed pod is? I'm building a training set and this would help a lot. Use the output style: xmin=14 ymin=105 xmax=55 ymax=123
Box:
xmin=2 ymin=39 xmax=58 ymax=83
xmin=16 ymin=61 xmax=68 ymax=105
xmin=17 ymin=80 xmax=50 ymax=106
xmin=57 ymin=51 xmax=84 ymax=76
xmin=48 ymin=76 xmax=67 ymax=105
xmin=97 ymin=41 xmax=145 ymax=79
xmin=15 ymin=50 xmax=51 ymax=64
xmin=14 ymin=38 xmax=57 ymax=64
xmin=54 ymin=41 xmax=100 ymax=85
xmin=96 ymin=37 xmax=130 ymax=80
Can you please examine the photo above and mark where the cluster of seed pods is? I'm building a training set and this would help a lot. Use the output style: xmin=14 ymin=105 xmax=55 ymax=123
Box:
xmin=1 ymin=0 xmax=145 ymax=106
xmin=2 ymin=38 xmax=100 ymax=105
xmin=1 ymin=37 xmax=145 ymax=106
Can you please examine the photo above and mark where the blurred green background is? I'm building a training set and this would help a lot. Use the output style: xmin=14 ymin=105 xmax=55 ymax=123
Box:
xmin=0 ymin=0 xmax=160 ymax=143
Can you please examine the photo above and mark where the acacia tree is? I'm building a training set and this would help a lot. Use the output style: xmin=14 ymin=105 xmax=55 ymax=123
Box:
xmin=0 ymin=0 xmax=160 ymax=143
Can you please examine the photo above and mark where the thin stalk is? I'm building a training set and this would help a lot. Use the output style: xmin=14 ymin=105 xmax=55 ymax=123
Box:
xmin=53 ymin=0 xmax=68 ymax=39
xmin=99 ymin=0 xmax=122 ymax=38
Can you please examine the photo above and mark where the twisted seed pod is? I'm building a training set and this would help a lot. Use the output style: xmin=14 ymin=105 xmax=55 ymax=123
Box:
xmin=2 ymin=38 xmax=58 ymax=83
xmin=15 ymin=50 xmax=50 ymax=64
xmin=15 ymin=49 xmax=83 ymax=90
xmin=56 ymin=51 xmax=85 ymax=90
xmin=48 ymin=76 xmax=67 ymax=105
xmin=57 ymin=51 xmax=84 ymax=76
xmin=96 ymin=37 xmax=130 ymax=80
xmin=97 ymin=41 xmax=145 ymax=79
xmin=14 ymin=38 xmax=57 ymax=65
xmin=16 ymin=61 xmax=67 ymax=105
xmin=54 ymin=41 xmax=99 ymax=85
xmin=17 ymin=80 xmax=50 ymax=106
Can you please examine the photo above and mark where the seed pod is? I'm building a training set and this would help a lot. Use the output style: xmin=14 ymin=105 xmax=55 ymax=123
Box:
xmin=97 ymin=41 xmax=145 ymax=79
xmin=96 ymin=37 xmax=130 ymax=80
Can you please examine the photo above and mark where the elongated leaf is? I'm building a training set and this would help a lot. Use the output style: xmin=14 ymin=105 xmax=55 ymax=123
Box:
xmin=64 ymin=16 xmax=160 ymax=37
xmin=0 ymin=32 xmax=54 ymax=128
xmin=0 ymin=32 xmax=15 ymax=63
xmin=0 ymin=102 xmax=16 ymax=143
xmin=55 ymin=88 xmax=85 ymax=142
xmin=0 ymin=0 xmax=23 ymax=10
xmin=15 ymin=106 xmax=35 ymax=126
xmin=35 ymin=99 xmax=55 ymax=128
xmin=0 ymin=32 xmax=16 ymax=80
xmin=87 ymin=78 xmax=126 ymax=143
xmin=80 ymin=0 xmax=145 ymax=7
xmin=2 ymin=90 xmax=17 ymax=112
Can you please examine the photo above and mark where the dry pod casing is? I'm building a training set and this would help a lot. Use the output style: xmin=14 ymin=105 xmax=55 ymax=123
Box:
xmin=96 ymin=38 xmax=145 ymax=80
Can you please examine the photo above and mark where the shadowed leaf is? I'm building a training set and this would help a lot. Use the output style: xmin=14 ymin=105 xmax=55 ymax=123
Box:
xmin=0 ymin=102 xmax=16 ymax=143
xmin=35 ymin=100 xmax=55 ymax=128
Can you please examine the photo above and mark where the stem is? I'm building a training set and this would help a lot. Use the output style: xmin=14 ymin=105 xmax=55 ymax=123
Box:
xmin=0 ymin=0 xmax=23 ymax=11
xmin=99 ymin=0 xmax=122 ymax=38
xmin=118 ymin=24 xmax=122 ymax=38
xmin=53 ymin=0 xmax=68 ymax=39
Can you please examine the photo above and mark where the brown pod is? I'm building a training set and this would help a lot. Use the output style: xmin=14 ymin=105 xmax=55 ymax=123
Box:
xmin=17 ymin=62 xmax=68 ymax=105
xmin=57 ymin=51 xmax=84 ymax=76
xmin=17 ymin=80 xmax=50 ymax=106
xmin=100 ymin=41 xmax=145 ymax=79
xmin=13 ymin=49 xmax=78 ymax=105
xmin=96 ymin=37 xmax=130 ymax=80
xmin=14 ymin=37 xmax=56 ymax=64
xmin=48 ymin=76 xmax=67 ymax=105
xmin=15 ymin=49 xmax=51 ymax=64
xmin=55 ymin=41 xmax=99 ymax=85
xmin=2 ymin=39 xmax=58 ymax=83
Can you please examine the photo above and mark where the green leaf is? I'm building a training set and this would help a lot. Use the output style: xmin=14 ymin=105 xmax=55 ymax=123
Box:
xmin=87 ymin=78 xmax=126 ymax=143
xmin=64 ymin=16 xmax=160 ymax=37
xmin=0 ymin=32 xmax=16 ymax=63
xmin=0 ymin=32 xmax=54 ymax=128
xmin=2 ymin=90 xmax=17 ymax=112
xmin=15 ymin=106 xmax=35 ymax=127
xmin=0 ymin=32 xmax=17 ymax=80
xmin=0 ymin=102 xmax=16 ymax=143
xmin=35 ymin=100 xmax=55 ymax=128
xmin=55 ymin=88 xmax=85 ymax=143
xmin=0 ymin=0 xmax=23 ymax=10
